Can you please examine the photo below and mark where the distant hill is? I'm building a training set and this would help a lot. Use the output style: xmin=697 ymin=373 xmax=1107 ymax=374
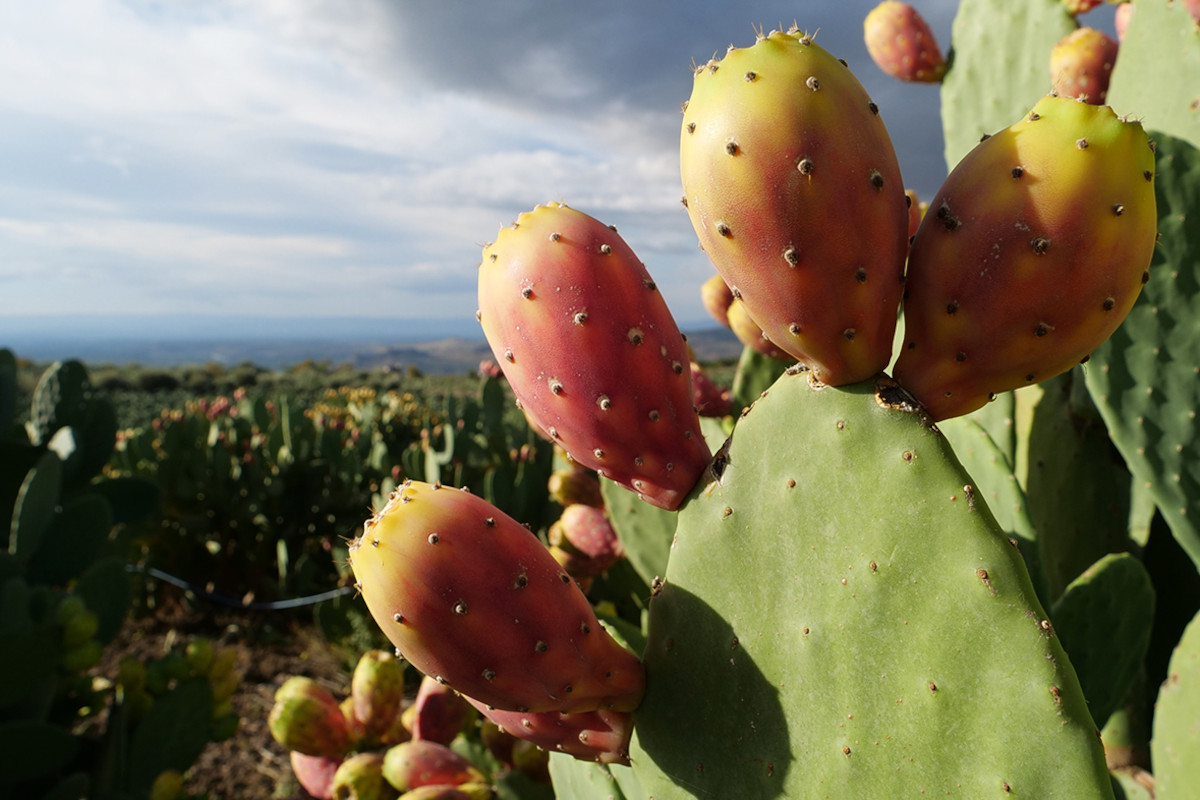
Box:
xmin=1 ymin=315 xmax=744 ymax=373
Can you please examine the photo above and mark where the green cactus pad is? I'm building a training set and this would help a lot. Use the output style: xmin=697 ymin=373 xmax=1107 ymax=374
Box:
xmin=1083 ymin=133 xmax=1200 ymax=570
xmin=601 ymin=476 xmax=677 ymax=586
xmin=936 ymin=415 xmax=1046 ymax=605
xmin=1151 ymin=609 xmax=1200 ymax=798
xmin=1105 ymin=0 xmax=1200 ymax=146
xmin=548 ymin=753 xmax=631 ymax=800
xmin=1050 ymin=553 xmax=1155 ymax=729
xmin=1026 ymin=372 xmax=1136 ymax=599
xmin=940 ymin=0 xmax=1077 ymax=169
xmin=731 ymin=345 xmax=792 ymax=414
xmin=631 ymin=369 xmax=1112 ymax=798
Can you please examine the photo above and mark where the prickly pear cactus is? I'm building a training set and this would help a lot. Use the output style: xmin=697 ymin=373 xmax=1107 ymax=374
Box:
xmin=1151 ymin=608 xmax=1200 ymax=798
xmin=939 ymin=0 xmax=1076 ymax=167
xmin=630 ymin=369 xmax=1113 ymax=798
xmin=680 ymin=28 xmax=909 ymax=386
xmin=1082 ymin=134 xmax=1200 ymax=570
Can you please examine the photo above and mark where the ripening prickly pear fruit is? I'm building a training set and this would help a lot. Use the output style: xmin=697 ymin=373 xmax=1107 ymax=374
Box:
xmin=268 ymin=676 xmax=353 ymax=758
xmin=396 ymin=786 xmax=486 ymax=800
xmin=863 ymin=1 xmax=948 ymax=83
xmin=464 ymin=695 xmax=634 ymax=765
xmin=331 ymin=752 xmax=396 ymax=800
xmin=894 ymin=94 xmax=1157 ymax=421
xmin=681 ymin=29 xmax=909 ymax=385
xmin=905 ymin=189 xmax=923 ymax=241
xmin=547 ymin=466 xmax=603 ymax=508
xmin=381 ymin=740 xmax=484 ymax=793
xmin=478 ymin=202 xmax=711 ymax=510
xmin=690 ymin=361 xmax=733 ymax=417
xmin=700 ymin=272 xmax=734 ymax=328
xmin=409 ymin=674 xmax=474 ymax=745
xmin=351 ymin=650 xmax=406 ymax=739
xmin=550 ymin=504 xmax=624 ymax=575
xmin=1114 ymin=3 xmax=1134 ymax=41
xmin=1050 ymin=27 xmax=1119 ymax=105
xmin=726 ymin=298 xmax=792 ymax=362
xmin=349 ymin=480 xmax=645 ymax=714
xmin=291 ymin=752 xmax=343 ymax=800
xmin=1062 ymin=0 xmax=1102 ymax=14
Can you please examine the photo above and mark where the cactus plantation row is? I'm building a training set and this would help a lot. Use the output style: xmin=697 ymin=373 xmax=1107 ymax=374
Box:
xmin=342 ymin=2 xmax=1200 ymax=799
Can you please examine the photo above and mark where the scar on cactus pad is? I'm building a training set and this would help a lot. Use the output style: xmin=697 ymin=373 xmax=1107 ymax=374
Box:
xmin=348 ymin=479 xmax=645 ymax=716
xmin=893 ymin=93 xmax=1157 ymax=422
xmin=680 ymin=27 xmax=909 ymax=387
xmin=476 ymin=202 xmax=710 ymax=510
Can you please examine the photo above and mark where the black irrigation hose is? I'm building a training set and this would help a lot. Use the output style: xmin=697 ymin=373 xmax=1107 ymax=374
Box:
xmin=126 ymin=564 xmax=355 ymax=611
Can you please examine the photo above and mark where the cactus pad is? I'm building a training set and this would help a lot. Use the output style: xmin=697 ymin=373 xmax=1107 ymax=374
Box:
xmin=1151 ymin=609 xmax=1200 ymax=798
xmin=630 ymin=368 xmax=1112 ymax=798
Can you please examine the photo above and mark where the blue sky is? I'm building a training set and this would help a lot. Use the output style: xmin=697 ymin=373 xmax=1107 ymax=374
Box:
xmin=0 ymin=1 xmax=1114 ymax=335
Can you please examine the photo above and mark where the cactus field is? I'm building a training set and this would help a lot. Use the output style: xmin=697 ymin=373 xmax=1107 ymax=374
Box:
xmin=5 ymin=1 xmax=1200 ymax=799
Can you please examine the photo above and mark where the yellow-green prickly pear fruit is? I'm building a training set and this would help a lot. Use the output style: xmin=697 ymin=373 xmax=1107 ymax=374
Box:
xmin=894 ymin=94 xmax=1157 ymax=421
xmin=681 ymin=27 xmax=909 ymax=386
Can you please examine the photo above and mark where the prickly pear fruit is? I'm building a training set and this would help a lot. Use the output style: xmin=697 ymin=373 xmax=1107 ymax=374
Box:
xmin=381 ymin=740 xmax=484 ymax=793
xmin=477 ymin=201 xmax=711 ymax=510
xmin=1063 ymin=0 xmax=1102 ymax=13
xmin=149 ymin=769 xmax=184 ymax=800
xmin=396 ymin=786 xmax=485 ymax=800
xmin=681 ymin=29 xmax=909 ymax=385
xmin=725 ymin=298 xmax=792 ymax=362
xmin=547 ymin=466 xmax=603 ymax=508
xmin=699 ymin=272 xmax=734 ymax=327
xmin=894 ymin=94 xmax=1157 ymax=421
xmin=1050 ymin=27 xmax=1119 ymax=105
xmin=464 ymin=695 xmax=634 ymax=765
xmin=905 ymin=189 xmax=923 ymax=240
xmin=550 ymin=504 xmax=624 ymax=575
xmin=269 ymin=676 xmax=353 ymax=758
xmin=351 ymin=650 xmax=406 ymax=739
xmin=291 ymin=751 xmax=344 ymax=800
xmin=349 ymin=480 xmax=645 ymax=714
xmin=690 ymin=361 xmax=733 ymax=417
xmin=1114 ymin=3 xmax=1134 ymax=41
xmin=331 ymin=752 xmax=396 ymax=800
xmin=863 ymin=1 xmax=948 ymax=83
xmin=409 ymin=674 xmax=474 ymax=745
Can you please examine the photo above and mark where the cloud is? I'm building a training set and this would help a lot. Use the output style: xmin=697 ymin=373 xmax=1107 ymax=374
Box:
xmin=0 ymin=0 xmax=965 ymax=332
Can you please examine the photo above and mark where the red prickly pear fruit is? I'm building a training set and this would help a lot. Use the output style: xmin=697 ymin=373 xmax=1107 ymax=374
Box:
xmin=551 ymin=504 xmax=624 ymax=574
xmin=349 ymin=480 xmax=645 ymax=714
xmin=700 ymin=272 xmax=734 ymax=328
xmin=905 ymin=189 xmax=923 ymax=241
xmin=547 ymin=466 xmax=603 ymax=508
xmin=381 ymin=740 xmax=484 ymax=793
xmin=863 ymin=1 xmax=948 ymax=83
xmin=548 ymin=543 xmax=597 ymax=590
xmin=1114 ymin=4 xmax=1134 ymax=42
xmin=1050 ymin=27 xmax=1119 ymax=105
xmin=331 ymin=752 xmax=395 ymax=800
xmin=1062 ymin=0 xmax=1102 ymax=14
xmin=464 ymin=695 xmax=634 ymax=766
xmin=291 ymin=751 xmax=344 ymax=800
xmin=681 ymin=29 xmax=909 ymax=386
xmin=894 ymin=94 xmax=1157 ymax=422
xmin=477 ymin=202 xmax=711 ymax=511
xmin=269 ymin=676 xmax=353 ymax=758
xmin=690 ymin=361 xmax=733 ymax=417
xmin=351 ymin=650 xmax=406 ymax=739
xmin=725 ymin=298 xmax=792 ymax=362
xmin=409 ymin=674 xmax=474 ymax=745
xmin=395 ymin=786 xmax=486 ymax=800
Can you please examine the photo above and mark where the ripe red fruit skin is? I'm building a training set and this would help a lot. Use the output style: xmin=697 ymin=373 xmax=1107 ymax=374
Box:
xmin=681 ymin=30 xmax=909 ymax=386
xmin=1050 ymin=27 xmax=1120 ymax=105
xmin=863 ymin=1 xmax=948 ymax=83
xmin=478 ymin=202 xmax=711 ymax=510
xmin=349 ymin=480 xmax=646 ymax=715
